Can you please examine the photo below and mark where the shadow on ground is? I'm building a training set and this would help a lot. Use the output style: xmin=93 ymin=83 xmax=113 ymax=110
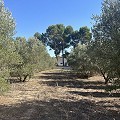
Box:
xmin=35 ymin=72 xmax=76 ymax=80
xmin=0 ymin=99 xmax=119 ymax=120
xmin=36 ymin=71 xmax=120 ymax=98
xmin=69 ymin=91 xmax=120 ymax=98
xmin=1 ymin=70 xmax=120 ymax=120
xmin=38 ymin=71 xmax=118 ymax=91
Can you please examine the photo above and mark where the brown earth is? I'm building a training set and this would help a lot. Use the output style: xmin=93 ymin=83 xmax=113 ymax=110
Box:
xmin=0 ymin=68 xmax=120 ymax=120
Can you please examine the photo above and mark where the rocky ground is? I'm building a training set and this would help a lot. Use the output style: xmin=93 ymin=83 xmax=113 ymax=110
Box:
xmin=0 ymin=68 xmax=120 ymax=120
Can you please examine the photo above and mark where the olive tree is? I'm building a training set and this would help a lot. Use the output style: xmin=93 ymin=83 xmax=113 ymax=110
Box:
xmin=0 ymin=0 xmax=20 ymax=92
xmin=12 ymin=37 xmax=55 ymax=82
xmin=68 ymin=44 xmax=93 ymax=78
xmin=89 ymin=0 xmax=120 ymax=85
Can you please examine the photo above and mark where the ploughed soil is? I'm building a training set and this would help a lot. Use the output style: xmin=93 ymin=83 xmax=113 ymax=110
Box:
xmin=0 ymin=68 xmax=120 ymax=120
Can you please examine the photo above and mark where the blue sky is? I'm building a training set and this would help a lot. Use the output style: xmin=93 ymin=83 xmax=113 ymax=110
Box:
xmin=4 ymin=0 xmax=102 ymax=56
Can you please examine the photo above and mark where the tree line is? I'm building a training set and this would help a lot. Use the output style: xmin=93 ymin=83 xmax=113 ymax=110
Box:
xmin=34 ymin=25 xmax=92 ymax=66
xmin=34 ymin=0 xmax=120 ymax=90
xmin=0 ymin=0 xmax=55 ymax=93
xmin=0 ymin=0 xmax=120 ymax=92
xmin=68 ymin=0 xmax=120 ymax=90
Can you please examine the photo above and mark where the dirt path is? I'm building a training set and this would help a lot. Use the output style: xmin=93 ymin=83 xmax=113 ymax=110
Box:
xmin=0 ymin=69 xmax=120 ymax=120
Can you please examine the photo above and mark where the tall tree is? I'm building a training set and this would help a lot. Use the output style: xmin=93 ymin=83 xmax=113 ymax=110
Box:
xmin=41 ymin=24 xmax=74 ymax=66
xmin=0 ymin=0 xmax=20 ymax=92
xmin=79 ymin=26 xmax=92 ymax=44
xmin=70 ymin=26 xmax=92 ymax=48
xmin=88 ymin=0 xmax=120 ymax=85
xmin=0 ymin=0 xmax=17 ymax=75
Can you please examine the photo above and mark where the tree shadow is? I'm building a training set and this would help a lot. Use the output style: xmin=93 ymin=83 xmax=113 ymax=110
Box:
xmin=41 ymin=80 xmax=84 ymax=88
xmin=6 ymin=78 xmax=29 ymax=84
xmin=6 ymin=78 xmax=21 ymax=84
xmin=69 ymin=91 xmax=120 ymax=98
xmin=38 ymin=72 xmax=107 ymax=90
xmin=0 ymin=99 xmax=119 ymax=120
xmin=38 ymin=71 xmax=120 ymax=98
xmin=41 ymin=80 xmax=109 ymax=91
xmin=97 ymin=101 xmax=120 ymax=109
xmin=42 ymin=72 xmax=72 ymax=76
xmin=34 ymin=72 xmax=76 ymax=80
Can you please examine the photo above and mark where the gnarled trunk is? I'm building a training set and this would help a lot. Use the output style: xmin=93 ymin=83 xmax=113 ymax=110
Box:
xmin=22 ymin=74 xmax=29 ymax=82
xmin=100 ymin=69 xmax=109 ymax=84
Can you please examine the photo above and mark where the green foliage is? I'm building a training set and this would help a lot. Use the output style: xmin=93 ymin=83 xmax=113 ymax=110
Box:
xmin=68 ymin=44 xmax=93 ymax=78
xmin=89 ymin=0 xmax=120 ymax=87
xmin=0 ymin=77 xmax=9 ymax=94
xmin=27 ymin=37 xmax=55 ymax=71
xmin=0 ymin=0 xmax=55 ymax=94
xmin=70 ymin=26 xmax=92 ymax=48
xmin=34 ymin=32 xmax=41 ymax=40
xmin=0 ymin=0 xmax=17 ymax=75
xmin=0 ymin=0 xmax=15 ymax=40
xmin=67 ymin=0 xmax=120 ymax=90
xmin=35 ymin=25 xmax=91 ymax=66
xmin=0 ymin=0 xmax=20 ymax=93
xmin=44 ymin=24 xmax=73 ymax=57
xmin=11 ymin=37 xmax=55 ymax=82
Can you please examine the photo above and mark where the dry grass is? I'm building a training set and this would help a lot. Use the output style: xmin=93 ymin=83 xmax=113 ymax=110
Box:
xmin=0 ymin=68 xmax=120 ymax=120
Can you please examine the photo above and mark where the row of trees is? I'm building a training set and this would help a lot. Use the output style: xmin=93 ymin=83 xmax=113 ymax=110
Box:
xmin=1 ymin=0 xmax=119 ymax=92
xmin=68 ymin=0 xmax=120 ymax=90
xmin=0 ymin=0 xmax=55 ymax=93
xmin=11 ymin=37 xmax=55 ymax=82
